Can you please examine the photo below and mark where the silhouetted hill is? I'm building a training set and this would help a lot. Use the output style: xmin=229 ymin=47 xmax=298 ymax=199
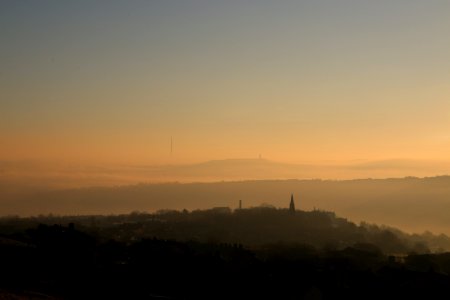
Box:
xmin=5 ymin=176 xmax=450 ymax=235
xmin=2 ymin=158 xmax=450 ymax=188
xmin=165 ymin=158 xmax=317 ymax=179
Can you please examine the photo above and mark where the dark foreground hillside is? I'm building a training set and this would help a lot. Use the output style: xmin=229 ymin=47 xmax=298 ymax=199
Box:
xmin=2 ymin=207 xmax=449 ymax=253
xmin=2 ymin=209 xmax=450 ymax=299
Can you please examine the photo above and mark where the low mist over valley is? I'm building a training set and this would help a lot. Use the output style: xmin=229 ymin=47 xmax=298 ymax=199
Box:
xmin=2 ymin=159 xmax=450 ymax=235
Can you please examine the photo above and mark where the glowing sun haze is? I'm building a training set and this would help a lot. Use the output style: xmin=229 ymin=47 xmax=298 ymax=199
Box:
xmin=2 ymin=1 xmax=450 ymax=168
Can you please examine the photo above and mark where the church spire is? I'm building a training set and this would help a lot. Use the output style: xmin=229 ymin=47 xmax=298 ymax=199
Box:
xmin=289 ymin=194 xmax=295 ymax=213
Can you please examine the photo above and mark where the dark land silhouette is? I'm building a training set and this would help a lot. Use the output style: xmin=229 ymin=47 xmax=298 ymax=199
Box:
xmin=5 ymin=175 xmax=450 ymax=235
xmin=2 ymin=204 xmax=450 ymax=299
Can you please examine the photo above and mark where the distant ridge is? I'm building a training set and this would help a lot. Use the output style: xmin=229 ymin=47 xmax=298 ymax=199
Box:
xmin=1 ymin=158 xmax=450 ymax=189
xmin=140 ymin=158 xmax=450 ymax=182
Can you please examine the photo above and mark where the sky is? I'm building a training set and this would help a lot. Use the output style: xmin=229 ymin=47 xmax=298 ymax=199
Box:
xmin=2 ymin=1 xmax=450 ymax=166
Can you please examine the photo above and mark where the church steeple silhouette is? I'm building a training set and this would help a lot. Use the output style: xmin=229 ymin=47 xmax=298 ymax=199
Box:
xmin=289 ymin=194 xmax=295 ymax=213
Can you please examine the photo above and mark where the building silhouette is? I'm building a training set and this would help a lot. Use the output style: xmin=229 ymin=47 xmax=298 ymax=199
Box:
xmin=289 ymin=194 xmax=295 ymax=213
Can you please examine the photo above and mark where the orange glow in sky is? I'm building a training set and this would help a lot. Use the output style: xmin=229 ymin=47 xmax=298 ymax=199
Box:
xmin=2 ymin=1 xmax=450 ymax=168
